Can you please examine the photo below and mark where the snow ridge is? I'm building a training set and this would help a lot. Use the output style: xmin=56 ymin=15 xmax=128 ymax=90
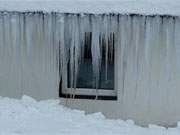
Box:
xmin=0 ymin=0 xmax=180 ymax=16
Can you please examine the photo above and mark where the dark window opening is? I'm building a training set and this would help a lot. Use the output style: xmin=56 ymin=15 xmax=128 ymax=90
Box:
xmin=60 ymin=32 xmax=116 ymax=100
xmin=68 ymin=32 xmax=114 ymax=90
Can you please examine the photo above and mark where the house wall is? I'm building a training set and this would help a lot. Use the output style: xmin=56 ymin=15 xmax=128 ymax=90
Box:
xmin=0 ymin=11 xmax=180 ymax=126
xmin=60 ymin=15 xmax=180 ymax=126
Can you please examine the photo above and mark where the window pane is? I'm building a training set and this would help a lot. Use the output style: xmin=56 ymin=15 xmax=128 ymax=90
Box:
xmin=68 ymin=32 xmax=114 ymax=90
xmin=99 ymin=33 xmax=114 ymax=89
xmin=76 ymin=32 xmax=94 ymax=88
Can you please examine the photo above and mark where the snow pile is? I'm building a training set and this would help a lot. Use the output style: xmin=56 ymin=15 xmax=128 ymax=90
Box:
xmin=0 ymin=95 xmax=179 ymax=134
xmin=0 ymin=0 xmax=180 ymax=15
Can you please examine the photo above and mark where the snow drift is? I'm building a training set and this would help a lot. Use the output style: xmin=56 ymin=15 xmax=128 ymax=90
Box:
xmin=0 ymin=95 xmax=179 ymax=135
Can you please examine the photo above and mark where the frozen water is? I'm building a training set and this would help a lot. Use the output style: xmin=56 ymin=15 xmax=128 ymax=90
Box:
xmin=0 ymin=12 xmax=180 ymax=100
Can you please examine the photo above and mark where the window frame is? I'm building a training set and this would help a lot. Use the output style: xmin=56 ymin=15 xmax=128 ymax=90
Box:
xmin=60 ymin=33 xmax=118 ymax=99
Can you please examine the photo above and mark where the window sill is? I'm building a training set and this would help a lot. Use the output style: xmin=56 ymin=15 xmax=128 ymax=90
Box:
xmin=59 ymin=93 xmax=117 ymax=100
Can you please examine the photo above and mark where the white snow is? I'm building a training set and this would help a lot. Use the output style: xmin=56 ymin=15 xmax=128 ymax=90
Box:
xmin=0 ymin=0 xmax=180 ymax=15
xmin=0 ymin=95 xmax=179 ymax=135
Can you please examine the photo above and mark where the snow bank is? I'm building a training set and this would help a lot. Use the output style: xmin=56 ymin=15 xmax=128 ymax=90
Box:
xmin=0 ymin=0 xmax=180 ymax=16
xmin=0 ymin=95 xmax=179 ymax=134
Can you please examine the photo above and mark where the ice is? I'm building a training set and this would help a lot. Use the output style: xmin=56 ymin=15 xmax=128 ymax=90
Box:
xmin=1 ymin=12 xmax=180 ymax=100
xmin=0 ymin=12 xmax=60 ymax=99
xmin=91 ymin=16 xmax=101 ymax=90
xmin=175 ymin=17 xmax=180 ymax=68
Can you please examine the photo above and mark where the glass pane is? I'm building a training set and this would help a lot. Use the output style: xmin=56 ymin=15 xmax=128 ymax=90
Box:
xmin=68 ymin=32 xmax=114 ymax=90
xmin=99 ymin=33 xmax=114 ymax=89
xmin=76 ymin=32 xmax=94 ymax=88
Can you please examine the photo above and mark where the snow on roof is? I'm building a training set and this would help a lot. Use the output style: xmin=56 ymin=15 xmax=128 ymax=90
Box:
xmin=0 ymin=0 xmax=180 ymax=16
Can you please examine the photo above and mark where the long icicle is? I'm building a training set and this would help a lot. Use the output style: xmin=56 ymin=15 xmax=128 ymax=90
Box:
xmin=91 ymin=15 xmax=101 ymax=99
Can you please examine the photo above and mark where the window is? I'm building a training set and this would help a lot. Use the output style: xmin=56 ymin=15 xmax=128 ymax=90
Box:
xmin=60 ymin=32 xmax=117 ymax=100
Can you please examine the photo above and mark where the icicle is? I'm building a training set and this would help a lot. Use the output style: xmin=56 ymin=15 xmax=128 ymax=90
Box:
xmin=144 ymin=16 xmax=152 ymax=65
xmin=103 ymin=15 xmax=109 ymax=81
xmin=109 ymin=15 xmax=116 ymax=63
xmin=91 ymin=15 xmax=101 ymax=99
xmin=66 ymin=15 xmax=81 ymax=98
xmin=57 ymin=14 xmax=65 ymax=91
xmin=69 ymin=15 xmax=75 ymax=97
xmin=73 ymin=15 xmax=81 ymax=98
xmin=174 ymin=17 xmax=180 ymax=69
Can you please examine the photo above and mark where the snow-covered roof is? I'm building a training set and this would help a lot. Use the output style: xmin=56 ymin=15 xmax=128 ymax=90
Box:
xmin=0 ymin=0 xmax=180 ymax=16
